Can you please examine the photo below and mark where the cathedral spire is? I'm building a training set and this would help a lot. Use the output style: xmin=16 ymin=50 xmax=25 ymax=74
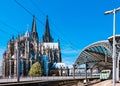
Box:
xmin=42 ymin=15 xmax=53 ymax=42
xmin=31 ymin=15 xmax=38 ymax=41
xmin=32 ymin=15 xmax=36 ymax=33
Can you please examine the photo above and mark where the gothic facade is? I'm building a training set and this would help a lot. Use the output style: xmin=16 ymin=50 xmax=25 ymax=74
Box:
xmin=2 ymin=16 xmax=62 ymax=77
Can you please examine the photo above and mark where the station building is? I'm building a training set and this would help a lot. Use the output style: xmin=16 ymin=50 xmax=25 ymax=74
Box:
xmin=74 ymin=35 xmax=120 ymax=76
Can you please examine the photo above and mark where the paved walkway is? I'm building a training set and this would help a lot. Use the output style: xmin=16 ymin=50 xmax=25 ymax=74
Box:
xmin=91 ymin=80 xmax=120 ymax=86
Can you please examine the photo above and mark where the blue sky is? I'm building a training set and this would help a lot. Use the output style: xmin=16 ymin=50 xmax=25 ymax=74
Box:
xmin=0 ymin=0 xmax=120 ymax=67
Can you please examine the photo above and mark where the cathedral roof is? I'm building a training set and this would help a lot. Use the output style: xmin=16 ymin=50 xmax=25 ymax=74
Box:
xmin=42 ymin=43 xmax=59 ymax=49
xmin=51 ymin=62 xmax=68 ymax=69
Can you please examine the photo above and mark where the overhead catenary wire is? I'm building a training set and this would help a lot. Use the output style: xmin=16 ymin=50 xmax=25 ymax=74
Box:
xmin=0 ymin=19 xmax=19 ymax=34
xmin=14 ymin=0 xmax=45 ymax=26
xmin=0 ymin=28 xmax=12 ymax=36
xmin=14 ymin=0 xmax=62 ymax=42
xmin=14 ymin=0 xmax=80 ymax=54
xmin=14 ymin=0 xmax=33 ymax=16
xmin=28 ymin=0 xmax=80 ymax=51
xmin=29 ymin=0 xmax=46 ymax=16
xmin=0 ymin=19 xmax=21 ymax=41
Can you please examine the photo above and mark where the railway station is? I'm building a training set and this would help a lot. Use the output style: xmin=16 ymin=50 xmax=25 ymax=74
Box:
xmin=74 ymin=35 xmax=120 ymax=84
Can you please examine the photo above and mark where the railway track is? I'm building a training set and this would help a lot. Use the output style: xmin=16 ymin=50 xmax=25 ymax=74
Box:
xmin=84 ymin=79 xmax=102 ymax=86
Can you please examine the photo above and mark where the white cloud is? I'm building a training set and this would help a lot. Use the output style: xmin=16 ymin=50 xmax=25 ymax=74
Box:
xmin=63 ymin=60 xmax=74 ymax=68
xmin=61 ymin=45 xmax=82 ymax=68
xmin=62 ymin=47 xmax=81 ymax=54
xmin=62 ymin=54 xmax=79 ymax=68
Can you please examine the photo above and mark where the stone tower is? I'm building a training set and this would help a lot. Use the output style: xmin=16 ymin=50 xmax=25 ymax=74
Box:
xmin=2 ymin=15 xmax=62 ymax=77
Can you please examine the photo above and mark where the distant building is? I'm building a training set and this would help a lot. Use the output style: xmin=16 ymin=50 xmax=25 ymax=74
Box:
xmin=2 ymin=16 xmax=62 ymax=78
xmin=50 ymin=63 xmax=69 ymax=76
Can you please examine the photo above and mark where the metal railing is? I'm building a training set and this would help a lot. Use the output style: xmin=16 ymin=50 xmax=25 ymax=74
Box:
xmin=0 ymin=75 xmax=99 ymax=83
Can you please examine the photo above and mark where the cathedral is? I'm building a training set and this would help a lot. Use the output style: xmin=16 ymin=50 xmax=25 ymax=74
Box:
xmin=2 ymin=16 xmax=62 ymax=77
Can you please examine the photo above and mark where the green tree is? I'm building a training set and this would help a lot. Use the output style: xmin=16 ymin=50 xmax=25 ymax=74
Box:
xmin=28 ymin=62 xmax=43 ymax=77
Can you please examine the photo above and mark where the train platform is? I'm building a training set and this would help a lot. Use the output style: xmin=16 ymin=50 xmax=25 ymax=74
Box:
xmin=91 ymin=80 xmax=120 ymax=86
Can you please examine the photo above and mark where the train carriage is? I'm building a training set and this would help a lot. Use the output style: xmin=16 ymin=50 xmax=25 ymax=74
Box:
xmin=100 ymin=69 xmax=111 ymax=80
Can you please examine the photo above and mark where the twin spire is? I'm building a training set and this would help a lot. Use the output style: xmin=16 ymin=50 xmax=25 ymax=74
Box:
xmin=26 ymin=15 xmax=53 ymax=42
xmin=31 ymin=15 xmax=37 ymax=33
xmin=42 ymin=15 xmax=53 ymax=42
xmin=31 ymin=15 xmax=38 ymax=41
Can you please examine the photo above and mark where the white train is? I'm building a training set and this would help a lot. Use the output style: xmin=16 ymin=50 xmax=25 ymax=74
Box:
xmin=100 ymin=69 xmax=112 ymax=80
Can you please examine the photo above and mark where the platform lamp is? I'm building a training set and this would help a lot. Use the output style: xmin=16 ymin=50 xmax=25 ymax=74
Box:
xmin=104 ymin=7 xmax=120 ymax=86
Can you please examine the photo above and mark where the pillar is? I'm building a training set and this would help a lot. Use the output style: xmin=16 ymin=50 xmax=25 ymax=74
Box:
xmin=9 ymin=60 xmax=12 ymax=78
xmin=21 ymin=59 xmax=24 ymax=76
xmin=60 ymin=68 xmax=62 ymax=76
xmin=26 ymin=59 xmax=29 ymax=75
xmin=67 ymin=67 xmax=69 ymax=76
xmin=3 ymin=59 xmax=5 ymax=78
xmin=73 ymin=64 xmax=75 ymax=79
xmin=116 ymin=52 xmax=120 ymax=82
xmin=90 ymin=68 xmax=93 ymax=78
xmin=85 ymin=62 xmax=88 ymax=85
xmin=14 ymin=59 xmax=17 ymax=77
xmin=17 ymin=48 xmax=20 ymax=82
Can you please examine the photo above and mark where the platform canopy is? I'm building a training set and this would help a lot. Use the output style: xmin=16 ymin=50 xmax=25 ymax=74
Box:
xmin=74 ymin=40 xmax=113 ymax=70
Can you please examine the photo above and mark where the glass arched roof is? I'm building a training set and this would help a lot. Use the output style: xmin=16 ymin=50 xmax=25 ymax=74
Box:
xmin=74 ymin=40 xmax=112 ymax=70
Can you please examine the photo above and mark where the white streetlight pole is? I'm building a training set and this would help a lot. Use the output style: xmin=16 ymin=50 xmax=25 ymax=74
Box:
xmin=113 ymin=9 xmax=116 ymax=86
xmin=104 ymin=7 xmax=120 ymax=86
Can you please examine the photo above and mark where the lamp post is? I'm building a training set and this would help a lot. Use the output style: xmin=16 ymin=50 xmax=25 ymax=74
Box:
xmin=104 ymin=7 xmax=120 ymax=86
xmin=73 ymin=64 xmax=75 ymax=79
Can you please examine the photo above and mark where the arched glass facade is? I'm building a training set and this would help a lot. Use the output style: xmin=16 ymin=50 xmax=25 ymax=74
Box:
xmin=74 ymin=35 xmax=120 ymax=71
